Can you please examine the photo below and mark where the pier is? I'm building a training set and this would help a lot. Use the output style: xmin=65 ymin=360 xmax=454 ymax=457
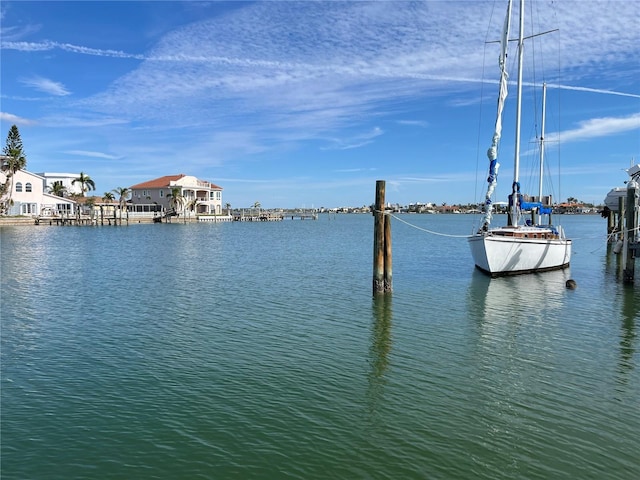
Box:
xmin=233 ymin=211 xmax=318 ymax=222
xmin=30 ymin=209 xmax=318 ymax=225
xmin=34 ymin=214 xmax=125 ymax=226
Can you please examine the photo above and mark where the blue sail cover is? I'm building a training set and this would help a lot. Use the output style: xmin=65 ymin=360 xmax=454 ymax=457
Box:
xmin=520 ymin=201 xmax=552 ymax=214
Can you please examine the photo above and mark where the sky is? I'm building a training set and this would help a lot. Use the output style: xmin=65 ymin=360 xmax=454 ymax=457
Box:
xmin=1 ymin=0 xmax=639 ymax=209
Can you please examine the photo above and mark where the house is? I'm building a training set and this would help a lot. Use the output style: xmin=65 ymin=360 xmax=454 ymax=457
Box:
xmin=0 ymin=168 xmax=77 ymax=216
xmin=36 ymin=172 xmax=84 ymax=196
xmin=129 ymin=174 xmax=223 ymax=215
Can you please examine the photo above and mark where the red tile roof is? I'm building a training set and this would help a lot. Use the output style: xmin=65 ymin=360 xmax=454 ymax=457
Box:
xmin=130 ymin=174 xmax=222 ymax=190
xmin=130 ymin=174 xmax=186 ymax=189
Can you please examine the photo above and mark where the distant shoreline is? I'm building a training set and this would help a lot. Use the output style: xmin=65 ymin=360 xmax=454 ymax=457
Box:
xmin=0 ymin=210 xmax=602 ymax=227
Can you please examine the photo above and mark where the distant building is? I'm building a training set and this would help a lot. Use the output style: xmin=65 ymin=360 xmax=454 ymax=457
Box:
xmin=0 ymin=169 xmax=77 ymax=216
xmin=36 ymin=172 xmax=84 ymax=196
xmin=129 ymin=174 xmax=223 ymax=215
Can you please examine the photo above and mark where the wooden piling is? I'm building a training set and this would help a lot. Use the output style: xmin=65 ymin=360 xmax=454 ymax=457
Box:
xmin=623 ymin=180 xmax=638 ymax=284
xmin=373 ymin=181 xmax=392 ymax=295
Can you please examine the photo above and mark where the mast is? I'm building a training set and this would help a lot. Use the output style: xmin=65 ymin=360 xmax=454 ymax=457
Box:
xmin=536 ymin=82 xmax=548 ymax=226
xmin=510 ymin=0 xmax=525 ymax=227
xmin=539 ymin=82 xmax=546 ymax=201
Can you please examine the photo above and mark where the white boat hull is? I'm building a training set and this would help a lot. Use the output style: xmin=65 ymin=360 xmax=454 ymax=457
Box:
xmin=468 ymin=229 xmax=572 ymax=276
xmin=604 ymin=187 xmax=627 ymax=212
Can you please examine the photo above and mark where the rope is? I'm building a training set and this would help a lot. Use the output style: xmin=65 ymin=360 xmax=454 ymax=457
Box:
xmin=377 ymin=210 xmax=639 ymax=244
xmin=376 ymin=211 xmax=472 ymax=238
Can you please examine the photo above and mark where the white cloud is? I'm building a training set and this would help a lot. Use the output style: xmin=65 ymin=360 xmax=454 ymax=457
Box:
xmin=0 ymin=112 xmax=36 ymax=125
xmin=397 ymin=120 xmax=429 ymax=128
xmin=322 ymin=127 xmax=385 ymax=150
xmin=64 ymin=150 xmax=120 ymax=160
xmin=21 ymin=76 xmax=70 ymax=96
xmin=554 ymin=113 xmax=640 ymax=143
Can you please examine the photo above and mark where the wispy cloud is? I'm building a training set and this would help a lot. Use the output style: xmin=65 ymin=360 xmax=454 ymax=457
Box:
xmin=36 ymin=115 xmax=129 ymax=128
xmin=549 ymin=83 xmax=640 ymax=99
xmin=322 ymin=127 xmax=384 ymax=150
xmin=64 ymin=150 xmax=120 ymax=160
xmin=397 ymin=120 xmax=429 ymax=128
xmin=3 ymin=40 xmax=144 ymax=59
xmin=0 ymin=4 xmax=41 ymax=42
xmin=21 ymin=76 xmax=70 ymax=96
xmin=552 ymin=113 xmax=640 ymax=143
xmin=0 ymin=112 xmax=35 ymax=125
xmin=334 ymin=168 xmax=377 ymax=174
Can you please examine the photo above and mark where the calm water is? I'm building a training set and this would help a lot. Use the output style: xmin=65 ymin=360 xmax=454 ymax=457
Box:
xmin=1 ymin=214 xmax=638 ymax=479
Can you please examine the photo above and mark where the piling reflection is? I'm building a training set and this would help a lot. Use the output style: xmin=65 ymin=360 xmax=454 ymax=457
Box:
xmin=617 ymin=285 xmax=639 ymax=385
xmin=602 ymin=245 xmax=639 ymax=388
xmin=367 ymin=295 xmax=393 ymax=414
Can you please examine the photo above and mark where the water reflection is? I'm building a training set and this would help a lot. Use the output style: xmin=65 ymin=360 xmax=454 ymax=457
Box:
xmin=602 ymin=245 xmax=639 ymax=387
xmin=367 ymin=295 xmax=393 ymax=415
xmin=468 ymin=269 xmax=571 ymax=326
xmin=617 ymin=285 xmax=638 ymax=385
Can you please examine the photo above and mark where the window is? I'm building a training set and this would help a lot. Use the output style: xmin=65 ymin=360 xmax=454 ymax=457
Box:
xmin=25 ymin=183 xmax=32 ymax=192
xmin=21 ymin=203 xmax=36 ymax=214
xmin=210 ymin=191 xmax=214 ymax=199
xmin=15 ymin=182 xmax=22 ymax=192
xmin=160 ymin=190 xmax=164 ymax=198
xmin=216 ymin=191 xmax=221 ymax=200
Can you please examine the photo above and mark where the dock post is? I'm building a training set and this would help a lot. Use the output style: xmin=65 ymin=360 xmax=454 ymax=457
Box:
xmin=606 ymin=207 xmax=615 ymax=241
xmin=618 ymin=197 xmax=625 ymax=243
xmin=623 ymin=180 xmax=638 ymax=284
xmin=373 ymin=180 xmax=392 ymax=295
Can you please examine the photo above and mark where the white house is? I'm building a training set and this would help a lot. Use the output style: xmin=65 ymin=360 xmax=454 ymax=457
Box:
xmin=130 ymin=174 xmax=223 ymax=215
xmin=0 ymin=169 xmax=77 ymax=216
xmin=36 ymin=172 xmax=84 ymax=196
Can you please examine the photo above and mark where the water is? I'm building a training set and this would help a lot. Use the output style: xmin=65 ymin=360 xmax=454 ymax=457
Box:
xmin=1 ymin=214 xmax=638 ymax=479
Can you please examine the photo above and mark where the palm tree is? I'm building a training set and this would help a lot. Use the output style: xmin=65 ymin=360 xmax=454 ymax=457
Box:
xmin=99 ymin=192 xmax=115 ymax=225
xmin=225 ymin=202 xmax=231 ymax=216
xmin=167 ymin=187 xmax=185 ymax=221
xmin=48 ymin=181 xmax=67 ymax=197
xmin=72 ymin=172 xmax=96 ymax=197
xmin=112 ymin=187 xmax=130 ymax=223
xmin=186 ymin=198 xmax=198 ymax=222
xmin=1 ymin=125 xmax=27 ymax=214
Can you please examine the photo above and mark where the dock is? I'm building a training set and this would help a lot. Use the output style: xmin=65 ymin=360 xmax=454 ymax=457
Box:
xmin=233 ymin=212 xmax=318 ymax=222
xmin=603 ymin=164 xmax=639 ymax=284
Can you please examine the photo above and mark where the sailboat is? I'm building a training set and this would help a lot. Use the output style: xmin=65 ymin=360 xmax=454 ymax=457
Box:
xmin=468 ymin=0 xmax=572 ymax=277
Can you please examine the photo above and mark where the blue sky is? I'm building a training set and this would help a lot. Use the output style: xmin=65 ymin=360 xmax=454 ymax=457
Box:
xmin=1 ymin=1 xmax=639 ymax=209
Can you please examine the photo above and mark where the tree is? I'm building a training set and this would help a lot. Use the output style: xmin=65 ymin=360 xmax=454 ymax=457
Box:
xmin=112 ymin=187 xmax=130 ymax=222
xmin=102 ymin=192 xmax=115 ymax=202
xmin=1 ymin=125 xmax=27 ymax=214
xmin=225 ymin=202 xmax=231 ymax=216
xmin=48 ymin=181 xmax=67 ymax=197
xmin=72 ymin=172 xmax=96 ymax=196
xmin=186 ymin=198 xmax=198 ymax=222
xmin=168 ymin=187 xmax=185 ymax=213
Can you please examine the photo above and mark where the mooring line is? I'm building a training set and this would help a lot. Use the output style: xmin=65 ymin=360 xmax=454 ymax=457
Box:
xmin=379 ymin=211 xmax=472 ymax=238
xmin=379 ymin=210 xmax=633 ymax=244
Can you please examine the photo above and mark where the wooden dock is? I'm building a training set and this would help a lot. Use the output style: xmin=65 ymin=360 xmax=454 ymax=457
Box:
xmin=233 ymin=212 xmax=317 ymax=222
xmin=34 ymin=215 xmax=126 ymax=226
xmin=29 ymin=209 xmax=318 ymax=226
